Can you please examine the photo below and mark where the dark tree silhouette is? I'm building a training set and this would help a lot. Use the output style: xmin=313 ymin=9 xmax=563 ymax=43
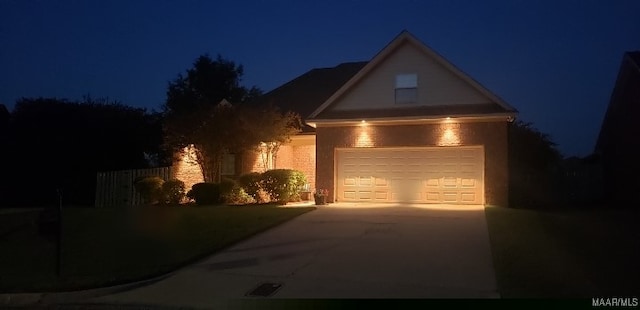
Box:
xmin=162 ymin=54 xmax=300 ymax=183
xmin=508 ymin=120 xmax=563 ymax=207
xmin=2 ymin=97 xmax=166 ymax=206
xmin=0 ymin=104 xmax=8 ymax=131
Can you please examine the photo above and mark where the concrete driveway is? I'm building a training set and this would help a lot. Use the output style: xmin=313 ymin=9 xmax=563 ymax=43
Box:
xmin=92 ymin=203 xmax=498 ymax=306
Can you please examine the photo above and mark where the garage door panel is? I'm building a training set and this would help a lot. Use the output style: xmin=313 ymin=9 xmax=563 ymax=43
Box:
xmin=359 ymin=177 xmax=373 ymax=187
xmin=390 ymin=192 xmax=423 ymax=201
xmin=425 ymin=178 xmax=440 ymax=187
xmin=407 ymin=163 xmax=421 ymax=170
xmin=374 ymin=178 xmax=389 ymax=187
xmin=459 ymin=163 xmax=478 ymax=173
xmin=460 ymin=178 xmax=477 ymax=188
xmin=343 ymin=191 xmax=357 ymax=200
xmin=442 ymin=192 xmax=459 ymax=202
xmin=374 ymin=164 xmax=389 ymax=173
xmin=343 ymin=163 xmax=357 ymax=171
xmin=336 ymin=146 xmax=483 ymax=204
xmin=460 ymin=192 xmax=477 ymax=202
xmin=358 ymin=191 xmax=373 ymax=200
xmin=391 ymin=164 xmax=404 ymax=173
xmin=375 ymin=191 xmax=389 ymax=200
xmin=441 ymin=150 xmax=458 ymax=159
xmin=442 ymin=177 xmax=458 ymax=188
xmin=425 ymin=192 xmax=440 ymax=202
xmin=424 ymin=163 xmax=440 ymax=173
xmin=343 ymin=177 xmax=357 ymax=186
xmin=460 ymin=149 xmax=478 ymax=158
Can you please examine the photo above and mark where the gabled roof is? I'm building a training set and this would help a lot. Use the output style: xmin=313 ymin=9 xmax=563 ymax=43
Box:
xmin=595 ymin=51 xmax=640 ymax=152
xmin=251 ymin=61 xmax=368 ymax=119
xmin=308 ymin=30 xmax=517 ymax=120
xmin=628 ymin=51 xmax=640 ymax=67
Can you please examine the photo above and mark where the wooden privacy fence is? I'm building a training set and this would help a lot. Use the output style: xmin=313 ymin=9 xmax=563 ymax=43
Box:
xmin=95 ymin=167 xmax=172 ymax=207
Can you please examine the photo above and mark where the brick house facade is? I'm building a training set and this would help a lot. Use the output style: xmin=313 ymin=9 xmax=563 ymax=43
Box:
xmin=315 ymin=121 xmax=509 ymax=206
xmin=174 ymin=31 xmax=517 ymax=206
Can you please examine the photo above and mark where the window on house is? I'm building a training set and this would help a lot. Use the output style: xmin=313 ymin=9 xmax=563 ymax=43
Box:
xmin=221 ymin=153 xmax=235 ymax=175
xmin=395 ymin=74 xmax=418 ymax=104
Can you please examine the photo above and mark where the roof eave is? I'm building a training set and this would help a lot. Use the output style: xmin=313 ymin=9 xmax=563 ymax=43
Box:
xmin=305 ymin=112 xmax=517 ymax=128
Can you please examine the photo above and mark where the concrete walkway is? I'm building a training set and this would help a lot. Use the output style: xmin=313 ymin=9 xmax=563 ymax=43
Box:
xmin=86 ymin=203 xmax=498 ymax=306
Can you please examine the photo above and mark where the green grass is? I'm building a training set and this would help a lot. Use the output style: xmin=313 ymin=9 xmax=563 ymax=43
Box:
xmin=485 ymin=206 xmax=640 ymax=298
xmin=0 ymin=205 xmax=314 ymax=293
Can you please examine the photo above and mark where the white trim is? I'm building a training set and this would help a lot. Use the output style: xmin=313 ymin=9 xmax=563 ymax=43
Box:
xmin=308 ymin=30 xmax=517 ymax=119
xmin=306 ymin=113 xmax=516 ymax=128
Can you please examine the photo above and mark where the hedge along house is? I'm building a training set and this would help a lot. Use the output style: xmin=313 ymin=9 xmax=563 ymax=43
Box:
xmin=175 ymin=31 xmax=517 ymax=206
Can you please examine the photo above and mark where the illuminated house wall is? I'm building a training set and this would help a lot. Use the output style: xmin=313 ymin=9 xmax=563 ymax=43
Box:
xmin=275 ymin=144 xmax=316 ymax=190
xmin=172 ymin=145 xmax=205 ymax=192
xmin=316 ymin=121 xmax=509 ymax=206
xmin=176 ymin=138 xmax=317 ymax=190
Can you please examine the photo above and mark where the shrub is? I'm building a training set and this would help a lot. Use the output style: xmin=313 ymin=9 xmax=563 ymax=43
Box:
xmin=256 ymin=189 xmax=271 ymax=204
xmin=219 ymin=177 xmax=237 ymax=198
xmin=238 ymin=172 xmax=262 ymax=201
xmin=161 ymin=179 xmax=185 ymax=204
xmin=186 ymin=182 xmax=222 ymax=205
xmin=261 ymin=169 xmax=307 ymax=204
xmin=225 ymin=187 xmax=255 ymax=205
xmin=134 ymin=176 xmax=164 ymax=204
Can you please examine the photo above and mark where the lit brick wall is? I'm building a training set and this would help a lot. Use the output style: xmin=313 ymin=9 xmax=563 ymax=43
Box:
xmin=275 ymin=145 xmax=294 ymax=169
xmin=172 ymin=148 xmax=205 ymax=193
xmin=238 ymin=143 xmax=316 ymax=190
xmin=241 ymin=149 xmax=269 ymax=174
xmin=316 ymin=121 xmax=509 ymax=206
xmin=291 ymin=144 xmax=316 ymax=190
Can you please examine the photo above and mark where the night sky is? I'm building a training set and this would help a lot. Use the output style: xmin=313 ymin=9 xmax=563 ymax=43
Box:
xmin=1 ymin=0 xmax=639 ymax=157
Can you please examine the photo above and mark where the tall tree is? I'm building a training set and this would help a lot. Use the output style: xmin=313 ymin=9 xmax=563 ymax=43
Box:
xmin=3 ymin=97 xmax=165 ymax=206
xmin=163 ymin=54 xmax=301 ymax=183
xmin=0 ymin=104 xmax=8 ymax=132
xmin=508 ymin=120 xmax=563 ymax=207
xmin=509 ymin=120 xmax=562 ymax=173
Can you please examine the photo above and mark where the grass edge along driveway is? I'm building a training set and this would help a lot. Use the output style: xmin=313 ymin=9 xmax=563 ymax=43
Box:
xmin=0 ymin=205 xmax=315 ymax=293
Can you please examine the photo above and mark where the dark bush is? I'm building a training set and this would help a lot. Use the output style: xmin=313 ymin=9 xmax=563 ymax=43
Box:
xmin=186 ymin=182 xmax=222 ymax=205
xmin=161 ymin=179 xmax=186 ymax=204
xmin=218 ymin=177 xmax=254 ymax=204
xmin=219 ymin=177 xmax=237 ymax=197
xmin=134 ymin=176 xmax=164 ymax=204
xmin=238 ymin=172 xmax=262 ymax=200
xmin=261 ymin=169 xmax=307 ymax=204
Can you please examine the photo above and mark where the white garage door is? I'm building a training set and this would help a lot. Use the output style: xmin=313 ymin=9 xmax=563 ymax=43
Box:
xmin=336 ymin=146 xmax=484 ymax=204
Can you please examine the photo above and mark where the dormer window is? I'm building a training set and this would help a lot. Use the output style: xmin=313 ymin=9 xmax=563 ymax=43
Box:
xmin=395 ymin=74 xmax=417 ymax=104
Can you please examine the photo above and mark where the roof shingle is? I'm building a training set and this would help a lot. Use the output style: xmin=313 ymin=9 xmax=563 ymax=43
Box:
xmin=252 ymin=61 xmax=368 ymax=119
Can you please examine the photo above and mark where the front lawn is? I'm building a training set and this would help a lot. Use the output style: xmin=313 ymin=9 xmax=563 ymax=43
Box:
xmin=485 ymin=206 xmax=640 ymax=297
xmin=0 ymin=205 xmax=314 ymax=293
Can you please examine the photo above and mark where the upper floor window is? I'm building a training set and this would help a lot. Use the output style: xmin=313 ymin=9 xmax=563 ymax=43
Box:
xmin=395 ymin=74 xmax=417 ymax=104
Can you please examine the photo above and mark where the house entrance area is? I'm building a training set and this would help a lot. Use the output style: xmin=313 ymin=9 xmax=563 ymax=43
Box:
xmin=335 ymin=146 xmax=484 ymax=204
